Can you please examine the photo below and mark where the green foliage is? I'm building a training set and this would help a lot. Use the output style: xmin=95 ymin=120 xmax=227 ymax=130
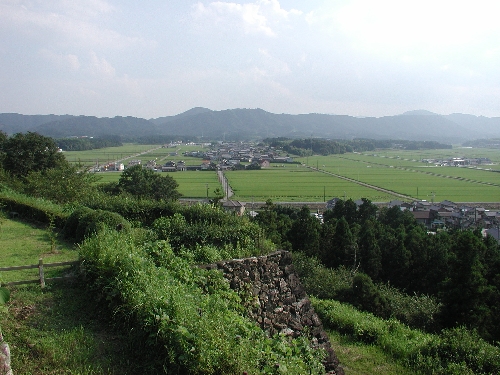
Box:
xmin=63 ymin=207 xmax=94 ymax=239
xmin=313 ymin=298 xmax=500 ymax=375
xmin=63 ymin=207 xmax=130 ymax=242
xmin=81 ymin=194 xmax=179 ymax=227
xmin=0 ymin=187 xmax=67 ymax=228
xmin=287 ymin=206 xmax=321 ymax=257
xmin=77 ymin=210 xmax=130 ymax=243
xmin=416 ymin=327 xmax=500 ymax=375
xmin=79 ymin=230 xmax=326 ymax=374
xmin=0 ymin=288 xmax=9 ymax=305
xmin=1 ymin=132 xmax=68 ymax=178
xmin=352 ymin=273 xmax=390 ymax=319
xmin=22 ymin=164 xmax=101 ymax=204
xmin=57 ymin=135 xmax=122 ymax=151
xmin=291 ymin=253 xmax=441 ymax=331
xmin=117 ymin=164 xmax=181 ymax=201
xmin=152 ymin=209 xmax=273 ymax=259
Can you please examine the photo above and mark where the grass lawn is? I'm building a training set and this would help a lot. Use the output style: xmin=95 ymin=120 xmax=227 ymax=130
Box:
xmin=0 ymin=216 xmax=78 ymax=284
xmin=327 ymin=331 xmax=413 ymax=375
xmin=0 ymin=215 xmax=155 ymax=374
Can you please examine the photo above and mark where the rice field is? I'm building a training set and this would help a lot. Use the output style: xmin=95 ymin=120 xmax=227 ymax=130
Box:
xmin=94 ymin=170 xmax=220 ymax=198
xmin=301 ymin=155 xmax=500 ymax=202
xmin=63 ymin=144 xmax=500 ymax=202
xmin=64 ymin=143 xmax=209 ymax=168
xmin=225 ymin=166 xmax=396 ymax=202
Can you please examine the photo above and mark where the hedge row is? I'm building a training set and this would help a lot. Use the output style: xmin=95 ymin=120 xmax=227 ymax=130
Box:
xmin=0 ymin=187 xmax=67 ymax=228
xmin=0 ymin=187 xmax=130 ymax=242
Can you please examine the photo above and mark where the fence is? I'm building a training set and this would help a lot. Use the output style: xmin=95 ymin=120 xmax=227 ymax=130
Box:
xmin=0 ymin=259 xmax=79 ymax=288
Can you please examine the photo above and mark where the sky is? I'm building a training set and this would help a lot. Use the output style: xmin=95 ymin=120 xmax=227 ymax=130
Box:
xmin=1 ymin=0 xmax=500 ymax=119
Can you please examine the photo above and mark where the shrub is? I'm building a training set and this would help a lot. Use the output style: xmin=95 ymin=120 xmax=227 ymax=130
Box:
xmin=352 ymin=273 xmax=390 ymax=319
xmin=313 ymin=298 xmax=500 ymax=375
xmin=153 ymin=213 xmax=274 ymax=259
xmin=68 ymin=209 xmax=131 ymax=243
xmin=0 ymin=188 xmax=67 ymax=228
xmin=292 ymin=252 xmax=441 ymax=331
xmin=414 ymin=327 xmax=500 ymax=375
xmin=79 ymin=230 xmax=327 ymax=374
xmin=63 ymin=207 xmax=94 ymax=239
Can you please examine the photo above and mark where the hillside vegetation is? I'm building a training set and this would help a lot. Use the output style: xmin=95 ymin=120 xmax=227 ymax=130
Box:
xmin=1 ymin=131 xmax=500 ymax=374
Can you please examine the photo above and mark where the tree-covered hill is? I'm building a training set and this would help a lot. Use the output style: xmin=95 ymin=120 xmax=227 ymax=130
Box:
xmin=2 ymin=108 xmax=500 ymax=143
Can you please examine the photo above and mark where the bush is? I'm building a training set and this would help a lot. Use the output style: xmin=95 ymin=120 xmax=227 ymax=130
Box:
xmin=415 ymin=327 xmax=500 ymax=375
xmin=352 ymin=273 xmax=390 ymax=319
xmin=292 ymin=252 xmax=441 ymax=331
xmin=313 ymin=298 xmax=500 ymax=375
xmin=0 ymin=188 xmax=67 ymax=228
xmin=153 ymin=212 xmax=274 ymax=259
xmin=63 ymin=207 xmax=94 ymax=239
xmin=79 ymin=230 xmax=327 ymax=374
xmin=65 ymin=208 xmax=131 ymax=242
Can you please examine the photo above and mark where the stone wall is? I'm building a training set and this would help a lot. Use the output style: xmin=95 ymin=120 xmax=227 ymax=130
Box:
xmin=200 ymin=250 xmax=344 ymax=375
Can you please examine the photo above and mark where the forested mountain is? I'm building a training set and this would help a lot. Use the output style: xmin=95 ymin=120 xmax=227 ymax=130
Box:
xmin=1 ymin=108 xmax=500 ymax=143
xmin=0 ymin=113 xmax=73 ymax=134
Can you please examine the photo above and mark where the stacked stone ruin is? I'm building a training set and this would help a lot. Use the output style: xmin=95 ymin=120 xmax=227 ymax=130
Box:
xmin=200 ymin=250 xmax=344 ymax=375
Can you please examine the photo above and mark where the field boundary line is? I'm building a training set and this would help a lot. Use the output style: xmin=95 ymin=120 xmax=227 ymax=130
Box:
xmin=307 ymin=165 xmax=415 ymax=201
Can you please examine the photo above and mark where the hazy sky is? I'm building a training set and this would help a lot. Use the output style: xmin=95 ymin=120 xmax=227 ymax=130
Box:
xmin=1 ymin=0 xmax=500 ymax=118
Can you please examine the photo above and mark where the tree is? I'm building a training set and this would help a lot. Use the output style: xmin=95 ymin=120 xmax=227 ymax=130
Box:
xmin=288 ymin=206 xmax=321 ymax=257
xmin=358 ymin=219 xmax=382 ymax=280
xmin=323 ymin=216 xmax=357 ymax=269
xmin=210 ymin=188 xmax=224 ymax=206
xmin=23 ymin=164 xmax=100 ymax=204
xmin=118 ymin=165 xmax=181 ymax=201
xmin=379 ymin=225 xmax=410 ymax=287
xmin=439 ymin=231 xmax=493 ymax=338
xmin=0 ymin=131 xmax=7 ymax=165
xmin=357 ymin=198 xmax=378 ymax=223
xmin=2 ymin=132 xmax=68 ymax=178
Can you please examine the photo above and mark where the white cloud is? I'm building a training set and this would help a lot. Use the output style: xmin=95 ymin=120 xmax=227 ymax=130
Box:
xmin=308 ymin=0 xmax=500 ymax=58
xmin=39 ymin=49 xmax=81 ymax=70
xmin=255 ymin=48 xmax=291 ymax=76
xmin=89 ymin=51 xmax=115 ymax=77
xmin=192 ymin=0 xmax=302 ymax=36
xmin=0 ymin=0 xmax=150 ymax=50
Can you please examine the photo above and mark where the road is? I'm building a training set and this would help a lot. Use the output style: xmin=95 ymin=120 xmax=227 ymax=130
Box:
xmin=217 ymin=170 xmax=234 ymax=199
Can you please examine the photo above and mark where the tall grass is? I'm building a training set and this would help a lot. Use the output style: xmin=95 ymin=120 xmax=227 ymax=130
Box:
xmin=313 ymin=298 xmax=500 ymax=375
xmin=79 ymin=230 xmax=327 ymax=374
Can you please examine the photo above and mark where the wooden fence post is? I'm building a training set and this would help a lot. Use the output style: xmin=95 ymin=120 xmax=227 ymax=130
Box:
xmin=38 ymin=258 xmax=45 ymax=288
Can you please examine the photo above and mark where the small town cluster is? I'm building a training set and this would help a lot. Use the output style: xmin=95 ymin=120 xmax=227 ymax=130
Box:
xmin=94 ymin=141 xmax=294 ymax=172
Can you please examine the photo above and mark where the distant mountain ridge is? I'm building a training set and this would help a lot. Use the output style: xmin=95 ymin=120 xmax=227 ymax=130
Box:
xmin=1 ymin=108 xmax=499 ymax=143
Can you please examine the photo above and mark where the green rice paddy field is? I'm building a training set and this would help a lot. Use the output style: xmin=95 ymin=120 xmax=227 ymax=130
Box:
xmin=95 ymin=171 xmax=220 ymax=198
xmin=303 ymin=154 xmax=500 ymax=202
xmin=225 ymin=167 xmax=396 ymax=202
xmin=65 ymin=145 xmax=500 ymax=202
xmin=64 ymin=144 xmax=209 ymax=167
